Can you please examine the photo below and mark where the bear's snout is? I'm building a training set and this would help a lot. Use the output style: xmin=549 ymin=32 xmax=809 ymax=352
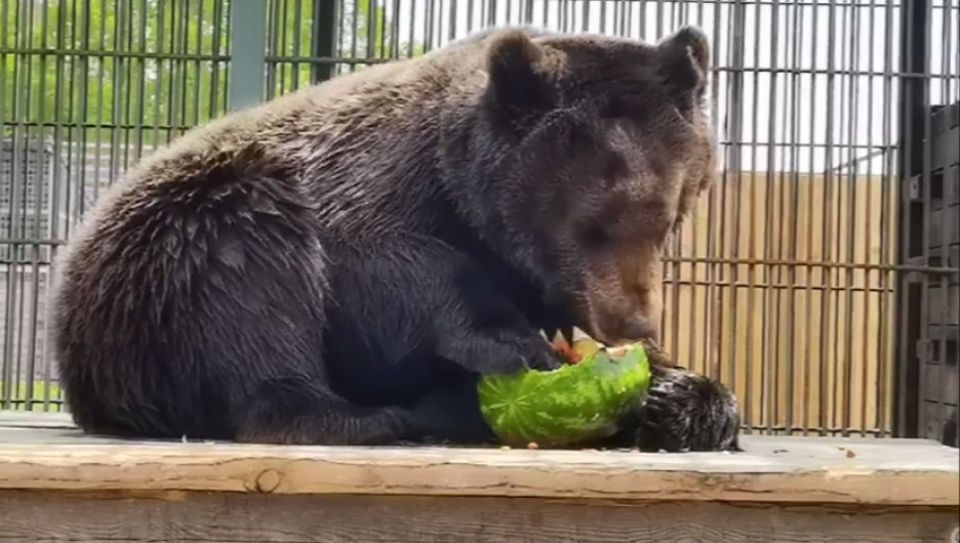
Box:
xmin=589 ymin=308 xmax=661 ymax=346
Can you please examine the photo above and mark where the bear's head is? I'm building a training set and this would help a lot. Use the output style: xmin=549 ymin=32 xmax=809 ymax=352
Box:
xmin=440 ymin=26 xmax=718 ymax=346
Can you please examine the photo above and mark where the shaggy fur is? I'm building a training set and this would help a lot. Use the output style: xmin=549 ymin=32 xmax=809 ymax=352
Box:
xmin=53 ymin=26 xmax=739 ymax=451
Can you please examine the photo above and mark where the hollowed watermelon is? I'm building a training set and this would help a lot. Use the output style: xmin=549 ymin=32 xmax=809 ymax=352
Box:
xmin=477 ymin=341 xmax=652 ymax=448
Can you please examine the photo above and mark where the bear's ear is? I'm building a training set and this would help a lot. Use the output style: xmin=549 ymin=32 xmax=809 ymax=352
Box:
xmin=656 ymin=26 xmax=710 ymax=97
xmin=486 ymin=29 xmax=548 ymax=109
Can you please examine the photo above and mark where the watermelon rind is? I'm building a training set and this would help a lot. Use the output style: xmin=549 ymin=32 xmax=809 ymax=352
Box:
xmin=476 ymin=343 xmax=651 ymax=447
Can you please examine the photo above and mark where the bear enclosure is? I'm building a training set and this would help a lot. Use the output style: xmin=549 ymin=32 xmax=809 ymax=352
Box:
xmin=0 ymin=0 xmax=958 ymax=445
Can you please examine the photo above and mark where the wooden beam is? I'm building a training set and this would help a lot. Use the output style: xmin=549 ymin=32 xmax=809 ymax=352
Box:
xmin=0 ymin=491 xmax=956 ymax=543
xmin=0 ymin=413 xmax=957 ymax=507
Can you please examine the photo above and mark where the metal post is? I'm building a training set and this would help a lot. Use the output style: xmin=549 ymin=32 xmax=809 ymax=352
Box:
xmin=313 ymin=0 xmax=339 ymax=83
xmin=894 ymin=0 xmax=930 ymax=438
xmin=228 ymin=0 xmax=268 ymax=112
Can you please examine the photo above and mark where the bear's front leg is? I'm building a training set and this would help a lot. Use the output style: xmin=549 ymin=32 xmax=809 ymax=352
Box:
xmin=325 ymin=236 xmax=563 ymax=380
xmin=429 ymin=267 xmax=564 ymax=375
xmin=434 ymin=321 xmax=563 ymax=375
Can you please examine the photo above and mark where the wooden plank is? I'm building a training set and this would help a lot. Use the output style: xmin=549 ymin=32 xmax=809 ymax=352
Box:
xmin=0 ymin=490 xmax=956 ymax=543
xmin=0 ymin=410 xmax=75 ymax=428
xmin=0 ymin=414 xmax=956 ymax=506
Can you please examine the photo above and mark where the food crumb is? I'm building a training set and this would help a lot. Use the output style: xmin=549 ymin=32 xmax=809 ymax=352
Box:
xmin=846 ymin=449 xmax=857 ymax=458
xmin=527 ymin=442 xmax=539 ymax=449
xmin=499 ymin=445 xmax=511 ymax=450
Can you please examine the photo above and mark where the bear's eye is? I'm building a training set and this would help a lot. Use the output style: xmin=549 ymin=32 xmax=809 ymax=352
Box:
xmin=603 ymin=155 xmax=629 ymax=185
xmin=578 ymin=221 xmax=615 ymax=248
xmin=601 ymin=94 xmax=648 ymax=119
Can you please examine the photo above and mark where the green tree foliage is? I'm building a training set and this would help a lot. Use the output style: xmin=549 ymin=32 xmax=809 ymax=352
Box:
xmin=1 ymin=0 xmax=422 ymax=145
xmin=2 ymin=0 xmax=229 ymax=146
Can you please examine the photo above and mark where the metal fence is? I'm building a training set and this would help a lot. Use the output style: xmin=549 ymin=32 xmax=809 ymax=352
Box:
xmin=1 ymin=0 xmax=957 ymax=441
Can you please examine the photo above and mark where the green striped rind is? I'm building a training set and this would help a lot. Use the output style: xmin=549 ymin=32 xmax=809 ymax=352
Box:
xmin=477 ymin=344 xmax=651 ymax=447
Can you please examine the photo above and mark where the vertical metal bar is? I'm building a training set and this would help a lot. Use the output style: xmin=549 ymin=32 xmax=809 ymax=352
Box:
xmin=42 ymin=0 xmax=70 ymax=412
xmin=784 ymin=0 xmax=803 ymax=434
xmin=818 ymin=0 xmax=838 ymax=436
xmin=744 ymin=0 xmax=761 ymax=432
xmin=861 ymin=0 xmax=877 ymax=437
xmin=917 ymin=0 xmax=935 ymax=444
xmin=724 ymin=0 xmax=746 ymax=427
xmin=269 ymin=0 xmax=280 ymax=98
xmin=841 ymin=1 xmax=859 ymax=437
xmin=165 ymin=0 xmax=178 ymax=142
xmin=684 ymin=0 xmax=704 ymax=381
xmin=133 ymin=0 xmax=147 ymax=159
xmin=877 ymin=0 xmax=895 ymax=437
xmin=2 ymin=0 xmax=25 ymax=410
xmin=75 ymin=0 xmax=90 ymax=220
xmin=150 ymin=0 xmax=163 ymax=150
xmin=407 ymin=0 xmax=415 ymax=57
xmin=120 ymin=0 xmax=133 ymax=171
xmin=555 ymin=0 xmax=562 ymax=32
xmin=109 ymin=0 xmax=124 ymax=187
xmin=366 ymin=0 xmax=376 ymax=58
xmin=705 ymin=0 xmax=722 ymax=385
xmin=763 ymin=0 xmax=781 ymax=435
xmin=655 ymin=0 xmax=663 ymax=39
xmin=466 ymin=0 xmax=474 ymax=33
xmin=177 ymin=0 xmax=189 ymax=131
xmin=378 ymin=0 xmax=387 ymax=54
xmin=291 ymin=0 xmax=303 ymax=89
xmin=264 ymin=0 xmax=277 ymax=98
xmin=314 ymin=0 xmax=336 ymax=82
xmin=350 ymin=0 xmax=356 ymax=62
xmin=24 ymin=0 xmax=53 ymax=411
xmin=426 ymin=0 xmax=435 ymax=51
xmin=894 ymin=0 xmax=930 ymax=439
xmin=390 ymin=0 xmax=399 ymax=57
xmin=228 ymin=0 xmax=266 ymax=112
xmin=599 ymin=0 xmax=606 ymax=34
xmin=91 ymin=0 xmax=105 ymax=192
xmin=292 ymin=0 xmax=300 ymax=85
xmin=215 ymin=2 xmax=226 ymax=121
xmin=449 ymin=0 xmax=458 ymax=41
xmin=801 ymin=0 xmax=819 ymax=435
xmin=831 ymin=0 xmax=848 ymax=436
xmin=192 ymin=0 xmax=203 ymax=122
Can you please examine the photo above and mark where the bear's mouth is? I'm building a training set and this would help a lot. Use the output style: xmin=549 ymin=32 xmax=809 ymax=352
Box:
xmin=540 ymin=325 xmax=573 ymax=347
xmin=540 ymin=325 xmax=594 ymax=348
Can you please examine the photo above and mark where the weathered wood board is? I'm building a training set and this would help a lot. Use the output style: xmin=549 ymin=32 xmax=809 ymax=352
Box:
xmin=1 ymin=491 xmax=958 ymax=543
xmin=0 ymin=411 xmax=957 ymax=542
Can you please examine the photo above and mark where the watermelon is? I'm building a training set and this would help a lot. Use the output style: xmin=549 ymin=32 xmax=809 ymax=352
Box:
xmin=476 ymin=340 xmax=652 ymax=447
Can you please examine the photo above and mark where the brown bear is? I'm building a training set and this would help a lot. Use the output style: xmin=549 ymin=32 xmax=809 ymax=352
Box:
xmin=52 ymin=25 xmax=739 ymax=451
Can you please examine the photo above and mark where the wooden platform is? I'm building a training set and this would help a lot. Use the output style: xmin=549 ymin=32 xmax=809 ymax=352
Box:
xmin=0 ymin=412 xmax=957 ymax=543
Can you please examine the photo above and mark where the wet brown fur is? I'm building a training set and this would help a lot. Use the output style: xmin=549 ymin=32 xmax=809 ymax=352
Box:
xmin=53 ymin=26 xmax=738 ymax=450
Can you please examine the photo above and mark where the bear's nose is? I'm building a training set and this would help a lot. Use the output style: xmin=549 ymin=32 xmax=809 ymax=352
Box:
xmin=620 ymin=317 xmax=660 ymax=341
xmin=615 ymin=316 xmax=660 ymax=342
xmin=594 ymin=313 xmax=660 ymax=345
